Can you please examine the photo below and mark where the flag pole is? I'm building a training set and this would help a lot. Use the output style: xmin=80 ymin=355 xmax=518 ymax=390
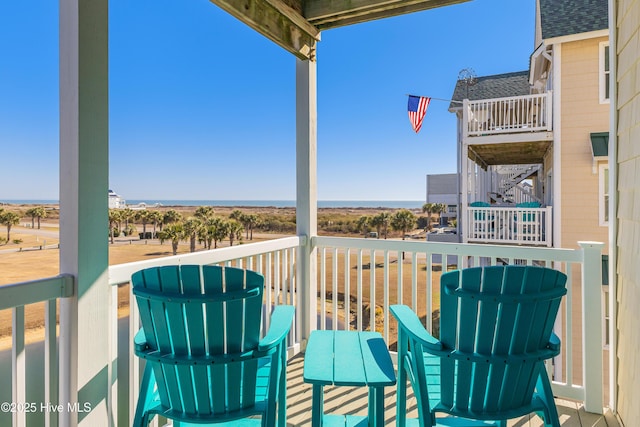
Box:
xmin=406 ymin=94 xmax=463 ymax=104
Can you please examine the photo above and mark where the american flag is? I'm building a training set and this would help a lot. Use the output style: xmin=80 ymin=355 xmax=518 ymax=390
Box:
xmin=407 ymin=95 xmax=431 ymax=133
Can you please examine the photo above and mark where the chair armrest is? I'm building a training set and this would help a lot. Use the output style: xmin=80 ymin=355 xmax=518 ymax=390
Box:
xmin=134 ymin=328 xmax=149 ymax=353
xmin=390 ymin=305 xmax=442 ymax=352
xmin=258 ymin=305 xmax=295 ymax=352
xmin=547 ymin=331 xmax=561 ymax=352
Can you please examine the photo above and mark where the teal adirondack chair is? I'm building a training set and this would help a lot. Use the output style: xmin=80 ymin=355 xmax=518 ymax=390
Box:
xmin=391 ymin=265 xmax=567 ymax=427
xmin=131 ymin=265 xmax=294 ymax=426
xmin=469 ymin=202 xmax=493 ymax=237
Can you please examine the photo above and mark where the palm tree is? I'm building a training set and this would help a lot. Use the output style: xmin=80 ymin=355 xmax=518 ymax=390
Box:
xmin=372 ymin=212 xmax=392 ymax=239
xmin=136 ymin=210 xmax=150 ymax=238
xmin=122 ymin=207 xmax=134 ymax=226
xmin=26 ymin=206 xmax=46 ymax=229
xmin=108 ymin=209 xmax=121 ymax=244
xmin=158 ymin=223 xmax=184 ymax=255
xmin=391 ymin=209 xmax=417 ymax=240
xmin=433 ymin=203 xmax=446 ymax=225
xmin=162 ymin=209 xmax=183 ymax=231
xmin=229 ymin=209 xmax=244 ymax=222
xmin=0 ymin=210 xmax=20 ymax=242
xmin=422 ymin=203 xmax=436 ymax=230
xmin=211 ymin=219 xmax=229 ymax=249
xmin=227 ymin=220 xmax=243 ymax=246
xmin=148 ymin=210 xmax=164 ymax=238
xmin=378 ymin=212 xmax=391 ymax=239
xmin=356 ymin=215 xmax=371 ymax=237
xmin=369 ymin=214 xmax=383 ymax=238
xmin=120 ymin=208 xmax=134 ymax=235
xmin=194 ymin=206 xmax=215 ymax=220
xmin=198 ymin=217 xmax=224 ymax=249
xmin=183 ymin=217 xmax=202 ymax=253
xmin=244 ymin=214 xmax=259 ymax=240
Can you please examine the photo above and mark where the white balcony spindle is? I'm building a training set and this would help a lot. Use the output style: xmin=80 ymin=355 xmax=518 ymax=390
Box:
xmin=344 ymin=248 xmax=351 ymax=332
xmin=332 ymin=248 xmax=338 ymax=331
xmin=45 ymin=300 xmax=59 ymax=427
xmin=12 ymin=306 xmax=26 ymax=427
xmin=357 ymin=249 xmax=364 ymax=331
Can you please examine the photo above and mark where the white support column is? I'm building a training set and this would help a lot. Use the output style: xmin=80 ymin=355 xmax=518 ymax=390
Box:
xmin=552 ymin=45 xmax=562 ymax=248
xmin=579 ymin=241 xmax=605 ymax=414
xmin=606 ymin=0 xmax=617 ymax=412
xmin=59 ymin=0 xmax=111 ymax=426
xmin=461 ymin=151 xmax=469 ymax=243
xmin=460 ymin=100 xmax=469 ymax=243
xmin=296 ymin=57 xmax=318 ymax=349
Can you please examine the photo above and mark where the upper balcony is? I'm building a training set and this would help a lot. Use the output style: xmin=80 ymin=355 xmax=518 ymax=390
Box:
xmin=462 ymin=93 xmax=554 ymax=164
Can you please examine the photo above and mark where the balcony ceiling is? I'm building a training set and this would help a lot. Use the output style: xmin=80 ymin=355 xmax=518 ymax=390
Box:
xmin=469 ymin=140 xmax=552 ymax=166
xmin=209 ymin=0 xmax=469 ymax=59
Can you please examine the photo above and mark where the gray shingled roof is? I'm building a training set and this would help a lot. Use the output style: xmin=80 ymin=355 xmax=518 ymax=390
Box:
xmin=540 ymin=0 xmax=608 ymax=40
xmin=449 ymin=71 xmax=530 ymax=110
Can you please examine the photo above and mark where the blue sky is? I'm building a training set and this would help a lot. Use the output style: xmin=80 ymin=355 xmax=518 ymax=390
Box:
xmin=0 ymin=0 xmax=535 ymax=201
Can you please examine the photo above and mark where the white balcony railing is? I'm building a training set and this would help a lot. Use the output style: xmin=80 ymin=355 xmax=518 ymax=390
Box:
xmin=465 ymin=92 xmax=553 ymax=136
xmin=465 ymin=206 xmax=552 ymax=246
xmin=0 ymin=274 xmax=74 ymax=427
xmin=0 ymin=235 xmax=605 ymax=425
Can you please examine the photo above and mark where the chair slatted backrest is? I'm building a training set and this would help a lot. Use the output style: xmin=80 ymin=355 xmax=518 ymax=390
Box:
xmin=438 ymin=265 xmax=566 ymax=417
xmin=132 ymin=264 xmax=264 ymax=418
xmin=470 ymin=201 xmax=491 ymax=221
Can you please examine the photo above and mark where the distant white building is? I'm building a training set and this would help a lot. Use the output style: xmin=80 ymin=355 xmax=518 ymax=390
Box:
xmin=425 ymin=173 xmax=458 ymax=225
xmin=108 ymin=189 xmax=126 ymax=209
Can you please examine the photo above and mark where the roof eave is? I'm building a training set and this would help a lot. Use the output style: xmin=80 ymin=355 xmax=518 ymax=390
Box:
xmin=543 ymin=28 xmax=609 ymax=45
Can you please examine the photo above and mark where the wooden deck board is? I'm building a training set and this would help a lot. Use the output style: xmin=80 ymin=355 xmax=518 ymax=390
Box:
xmin=285 ymin=355 xmax=620 ymax=426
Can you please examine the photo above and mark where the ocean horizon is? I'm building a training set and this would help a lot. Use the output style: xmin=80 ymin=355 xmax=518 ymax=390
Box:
xmin=2 ymin=199 xmax=425 ymax=209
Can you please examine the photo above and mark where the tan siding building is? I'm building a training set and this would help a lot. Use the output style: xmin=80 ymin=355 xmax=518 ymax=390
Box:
xmin=559 ymin=37 xmax=610 ymax=250
xmin=613 ymin=0 xmax=640 ymax=423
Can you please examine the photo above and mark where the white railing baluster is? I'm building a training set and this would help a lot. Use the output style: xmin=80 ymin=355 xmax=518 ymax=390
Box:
xmin=109 ymin=283 xmax=118 ymax=426
xmin=282 ymin=250 xmax=288 ymax=305
xmin=383 ymin=250 xmax=390 ymax=343
xmin=411 ymin=252 xmax=418 ymax=312
xmin=426 ymin=253 xmax=433 ymax=333
xmin=129 ymin=283 xmax=140 ymax=426
xmin=266 ymin=252 xmax=273 ymax=328
xmin=320 ymin=247 xmax=326 ymax=330
xmin=45 ymin=299 xmax=58 ymax=427
xmin=12 ymin=306 xmax=26 ymax=427
xmin=357 ymin=249 xmax=363 ymax=332
xmin=332 ymin=248 xmax=338 ymax=331
xmin=565 ymin=264 xmax=574 ymax=388
xmin=344 ymin=248 xmax=350 ymax=331
xmin=370 ymin=249 xmax=376 ymax=332
xmin=274 ymin=251 xmax=281 ymax=305
xmin=289 ymin=248 xmax=295 ymax=306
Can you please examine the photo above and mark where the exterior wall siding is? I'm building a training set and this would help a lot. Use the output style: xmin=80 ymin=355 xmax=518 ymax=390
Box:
xmin=559 ymin=36 xmax=611 ymax=390
xmin=615 ymin=0 xmax=640 ymax=423
xmin=560 ymin=37 xmax=610 ymax=251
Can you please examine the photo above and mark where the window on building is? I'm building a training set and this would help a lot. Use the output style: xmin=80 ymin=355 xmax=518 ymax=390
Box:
xmin=600 ymin=42 xmax=610 ymax=104
xmin=599 ymin=164 xmax=609 ymax=226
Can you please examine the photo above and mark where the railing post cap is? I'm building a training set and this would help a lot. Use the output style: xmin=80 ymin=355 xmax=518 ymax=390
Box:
xmin=577 ymin=241 xmax=605 ymax=249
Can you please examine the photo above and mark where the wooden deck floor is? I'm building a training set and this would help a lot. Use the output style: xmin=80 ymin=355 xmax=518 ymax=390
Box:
xmin=285 ymin=355 xmax=620 ymax=427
